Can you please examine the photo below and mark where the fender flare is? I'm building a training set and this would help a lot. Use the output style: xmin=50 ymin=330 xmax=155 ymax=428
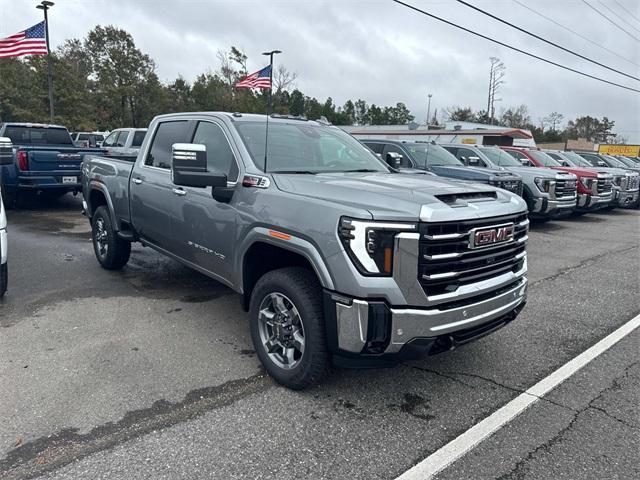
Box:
xmin=237 ymin=227 xmax=335 ymax=292
xmin=87 ymin=181 xmax=120 ymax=231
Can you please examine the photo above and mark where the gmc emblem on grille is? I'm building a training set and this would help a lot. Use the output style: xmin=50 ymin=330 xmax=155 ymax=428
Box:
xmin=470 ymin=223 xmax=515 ymax=249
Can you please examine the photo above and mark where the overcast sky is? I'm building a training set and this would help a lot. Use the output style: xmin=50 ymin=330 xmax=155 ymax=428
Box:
xmin=2 ymin=0 xmax=639 ymax=141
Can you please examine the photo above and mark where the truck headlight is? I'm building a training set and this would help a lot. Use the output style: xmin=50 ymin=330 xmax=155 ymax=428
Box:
xmin=534 ymin=177 xmax=554 ymax=193
xmin=338 ymin=218 xmax=416 ymax=276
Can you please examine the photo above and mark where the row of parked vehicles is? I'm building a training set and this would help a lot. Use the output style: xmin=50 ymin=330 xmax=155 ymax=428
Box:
xmin=0 ymin=116 xmax=637 ymax=389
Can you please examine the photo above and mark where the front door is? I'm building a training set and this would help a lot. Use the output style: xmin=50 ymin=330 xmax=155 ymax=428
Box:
xmin=171 ymin=120 xmax=241 ymax=284
xmin=130 ymin=120 xmax=191 ymax=252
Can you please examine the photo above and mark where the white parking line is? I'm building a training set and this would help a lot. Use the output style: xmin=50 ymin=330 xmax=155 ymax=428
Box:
xmin=395 ymin=313 xmax=640 ymax=480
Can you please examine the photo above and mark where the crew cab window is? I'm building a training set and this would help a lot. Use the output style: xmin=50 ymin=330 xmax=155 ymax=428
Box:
xmin=364 ymin=142 xmax=384 ymax=154
xmin=192 ymin=121 xmax=239 ymax=182
xmin=131 ymin=130 xmax=146 ymax=147
xmin=103 ymin=131 xmax=118 ymax=147
xmin=116 ymin=131 xmax=130 ymax=147
xmin=382 ymin=144 xmax=413 ymax=167
xmin=146 ymin=121 xmax=190 ymax=169
xmin=454 ymin=148 xmax=484 ymax=166
xmin=3 ymin=126 xmax=73 ymax=145
xmin=506 ymin=150 xmax=532 ymax=166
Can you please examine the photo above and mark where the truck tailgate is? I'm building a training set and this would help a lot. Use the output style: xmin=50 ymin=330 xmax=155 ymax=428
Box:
xmin=24 ymin=147 xmax=105 ymax=171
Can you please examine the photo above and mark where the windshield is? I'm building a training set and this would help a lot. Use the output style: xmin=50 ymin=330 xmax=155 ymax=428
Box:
xmin=406 ymin=144 xmax=462 ymax=167
xmin=560 ymin=151 xmax=592 ymax=168
xmin=602 ymin=155 xmax=627 ymax=168
xmin=479 ymin=147 xmax=521 ymax=166
xmin=615 ymin=156 xmax=638 ymax=168
xmin=529 ymin=150 xmax=561 ymax=167
xmin=236 ymin=122 xmax=389 ymax=173
xmin=4 ymin=126 xmax=73 ymax=145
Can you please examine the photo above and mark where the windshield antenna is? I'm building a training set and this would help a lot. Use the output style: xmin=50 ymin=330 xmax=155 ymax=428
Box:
xmin=261 ymin=50 xmax=281 ymax=173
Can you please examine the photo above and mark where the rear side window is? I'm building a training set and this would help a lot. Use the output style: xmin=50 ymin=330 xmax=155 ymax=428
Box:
xmin=131 ymin=131 xmax=146 ymax=147
xmin=4 ymin=126 xmax=73 ymax=145
xmin=146 ymin=121 xmax=190 ymax=169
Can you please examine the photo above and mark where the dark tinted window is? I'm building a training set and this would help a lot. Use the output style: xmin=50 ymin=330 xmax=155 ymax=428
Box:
xmin=146 ymin=121 xmax=189 ymax=169
xmin=192 ymin=122 xmax=239 ymax=181
xmin=364 ymin=142 xmax=384 ymax=154
xmin=132 ymin=130 xmax=146 ymax=147
xmin=4 ymin=126 xmax=73 ymax=145
xmin=382 ymin=144 xmax=413 ymax=167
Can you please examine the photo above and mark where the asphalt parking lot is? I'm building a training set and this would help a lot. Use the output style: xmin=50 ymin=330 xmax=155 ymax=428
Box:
xmin=0 ymin=194 xmax=638 ymax=480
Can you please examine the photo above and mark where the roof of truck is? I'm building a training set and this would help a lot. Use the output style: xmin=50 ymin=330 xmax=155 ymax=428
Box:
xmin=152 ymin=112 xmax=327 ymax=126
xmin=1 ymin=122 xmax=68 ymax=129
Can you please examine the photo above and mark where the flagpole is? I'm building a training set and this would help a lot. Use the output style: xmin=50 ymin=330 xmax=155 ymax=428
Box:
xmin=36 ymin=1 xmax=55 ymax=123
xmin=261 ymin=50 xmax=281 ymax=173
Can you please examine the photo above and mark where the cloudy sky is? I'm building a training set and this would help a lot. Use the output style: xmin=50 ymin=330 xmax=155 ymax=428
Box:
xmin=2 ymin=0 xmax=639 ymax=141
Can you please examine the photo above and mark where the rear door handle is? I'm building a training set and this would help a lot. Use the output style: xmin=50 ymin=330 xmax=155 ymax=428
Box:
xmin=132 ymin=178 xmax=143 ymax=184
xmin=172 ymin=188 xmax=187 ymax=196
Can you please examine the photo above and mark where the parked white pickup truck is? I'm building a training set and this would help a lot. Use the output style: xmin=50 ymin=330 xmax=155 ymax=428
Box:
xmin=102 ymin=128 xmax=147 ymax=158
xmin=0 ymin=137 xmax=13 ymax=296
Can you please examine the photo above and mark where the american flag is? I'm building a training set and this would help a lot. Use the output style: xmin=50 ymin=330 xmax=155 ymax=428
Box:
xmin=235 ymin=65 xmax=272 ymax=89
xmin=0 ymin=22 xmax=49 ymax=59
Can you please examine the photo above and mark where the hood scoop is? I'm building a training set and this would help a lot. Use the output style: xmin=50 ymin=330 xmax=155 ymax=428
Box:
xmin=436 ymin=191 xmax=497 ymax=207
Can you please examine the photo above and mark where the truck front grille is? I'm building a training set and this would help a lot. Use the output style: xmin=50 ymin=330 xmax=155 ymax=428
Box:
xmin=490 ymin=179 xmax=523 ymax=196
xmin=628 ymin=175 xmax=640 ymax=190
xmin=554 ymin=179 xmax=577 ymax=198
xmin=597 ymin=178 xmax=613 ymax=194
xmin=418 ymin=213 xmax=528 ymax=297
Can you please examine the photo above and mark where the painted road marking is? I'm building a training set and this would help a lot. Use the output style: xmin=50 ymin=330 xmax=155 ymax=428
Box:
xmin=396 ymin=313 xmax=640 ymax=480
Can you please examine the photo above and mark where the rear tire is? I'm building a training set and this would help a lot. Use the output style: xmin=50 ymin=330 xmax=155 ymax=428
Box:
xmin=0 ymin=263 xmax=7 ymax=297
xmin=249 ymin=267 xmax=330 ymax=390
xmin=91 ymin=206 xmax=131 ymax=270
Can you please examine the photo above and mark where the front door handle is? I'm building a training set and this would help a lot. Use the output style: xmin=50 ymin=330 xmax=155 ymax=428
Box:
xmin=172 ymin=188 xmax=187 ymax=196
xmin=132 ymin=178 xmax=143 ymax=184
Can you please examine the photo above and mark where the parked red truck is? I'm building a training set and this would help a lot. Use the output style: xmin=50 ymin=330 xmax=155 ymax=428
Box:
xmin=500 ymin=147 xmax=613 ymax=212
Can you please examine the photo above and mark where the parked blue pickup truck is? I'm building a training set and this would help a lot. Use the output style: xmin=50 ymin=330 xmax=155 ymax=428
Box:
xmin=0 ymin=123 xmax=105 ymax=208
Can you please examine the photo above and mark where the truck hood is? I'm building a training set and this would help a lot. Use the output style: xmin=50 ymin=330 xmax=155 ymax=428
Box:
xmin=501 ymin=165 xmax=562 ymax=179
xmin=552 ymin=166 xmax=601 ymax=178
xmin=430 ymin=165 xmax=519 ymax=181
xmin=272 ymin=172 xmax=526 ymax=222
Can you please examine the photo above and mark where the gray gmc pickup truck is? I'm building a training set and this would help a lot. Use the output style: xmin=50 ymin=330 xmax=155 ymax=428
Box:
xmin=82 ymin=112 xmax=529 ymax=389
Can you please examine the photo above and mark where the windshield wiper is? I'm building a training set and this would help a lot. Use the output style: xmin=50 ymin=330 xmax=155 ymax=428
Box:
xmin=341 ymin=169 xmax=380 ymax=173
xmin=271 ymin=170 xmax=318 ymax=174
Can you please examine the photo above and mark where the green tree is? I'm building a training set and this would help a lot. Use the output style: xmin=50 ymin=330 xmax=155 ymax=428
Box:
xmin=288 ymin=89 xmax=305 ymax=116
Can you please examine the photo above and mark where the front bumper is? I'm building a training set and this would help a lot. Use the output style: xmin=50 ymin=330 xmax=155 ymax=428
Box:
xmin=616 ymin=189 xmax=639 ymax=207
xmin=325 ymin=274 xmax=527 ymax=366
xmin=576 ymin=192 xmax=612 ymax=211
xmin=1 ymin=228 xmax=7 ymax=265
xmin=531 ymin=195 xmax=577 ymax=216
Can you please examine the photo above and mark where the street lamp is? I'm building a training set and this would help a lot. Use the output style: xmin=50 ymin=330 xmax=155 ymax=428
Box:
xmin=36 ymin=1 xmax=55 ymax=123
xmin=262 ymin=50 xmax=282 ymax=115
xmin=426 ymin=93 xmax=433 ymax=127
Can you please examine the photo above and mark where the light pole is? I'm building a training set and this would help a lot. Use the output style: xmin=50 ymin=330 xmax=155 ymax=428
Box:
xmin=261 ymin=50 xmax=281 ymax=115
xmin=426 ymin=93 xmax=433 ymax=127
xmin=36 ymin=1 xmax=55 ymax=123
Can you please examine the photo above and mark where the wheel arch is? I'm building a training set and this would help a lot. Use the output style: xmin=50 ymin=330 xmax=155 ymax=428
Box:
xmin=87 ymin=182 xmax=119 ymax=231
xmin=239 ymin=231 xmax=334 ymax=311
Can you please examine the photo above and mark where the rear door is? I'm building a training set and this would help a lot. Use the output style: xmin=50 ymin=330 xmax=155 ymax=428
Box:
xmin=130 ymin=120 xmax=191 ymax=252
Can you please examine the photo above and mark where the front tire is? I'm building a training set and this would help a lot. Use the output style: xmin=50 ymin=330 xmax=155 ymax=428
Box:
xmin=249 ymin=267 xmax=330 ymax=390
xmin=91 ymin=206 xmax=131 ymax=270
